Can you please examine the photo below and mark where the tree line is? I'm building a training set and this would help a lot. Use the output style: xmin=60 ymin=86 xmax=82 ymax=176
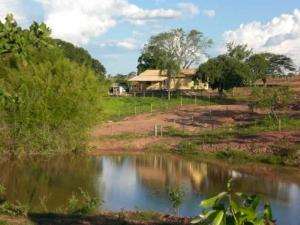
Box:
xmin=137 ymin=28 xmax=296 ymax=96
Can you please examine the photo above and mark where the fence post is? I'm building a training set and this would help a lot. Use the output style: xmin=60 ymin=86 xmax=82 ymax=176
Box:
xmin=180 ymin=96 xmax=183 ymax=106
xmin=194 ymin=95 xmax=197 ymax=105
xmin=278 ymin=118 xmax=282 ymax=131
xmin=209 ymin=109 xmax=213 ymax=130
xmin=134 ymin=106 xmax=137 ymax=115
xmin=154 ymin=125 xmax=157 ymax=137
xmin=150 ymin=103 xmax=153 ymax=113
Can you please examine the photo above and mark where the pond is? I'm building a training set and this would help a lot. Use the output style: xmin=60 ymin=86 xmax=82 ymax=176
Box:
xmin=1 ymin=154 xmax=300 ymax=225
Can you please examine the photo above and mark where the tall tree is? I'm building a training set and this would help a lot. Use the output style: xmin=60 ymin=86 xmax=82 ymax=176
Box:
xmin=137 ymin=28 xmax=212 ymax=73
xmin=226 ymin=42 xmax=252 ymax=61
xmin=246 ymin=53 xmax=269 ymax=85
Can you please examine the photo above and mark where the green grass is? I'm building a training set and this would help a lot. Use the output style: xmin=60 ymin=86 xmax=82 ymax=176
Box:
xmin=99 ymin=95 xmax=214 ymax=122
xmin=0 ymin=220 xmax=8 ymax=225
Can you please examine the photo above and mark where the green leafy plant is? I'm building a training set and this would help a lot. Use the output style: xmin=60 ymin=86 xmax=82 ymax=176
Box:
xmin=66 ymin=189 xmax=101 ymax=216
xmin=191 ymin=180 xmax=275 ymax=225
xmin=0 ymin=184 xmax=28 ymax=216
xmin=168 ymin=186 xmax=185 ymax=216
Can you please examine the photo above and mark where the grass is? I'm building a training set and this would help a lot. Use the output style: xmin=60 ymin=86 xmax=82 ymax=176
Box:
xmin=161 ymin=116 xmax=300 ymax=167
xmin=96 ymin=132 xmax=149 ymax=141
xmin=99 ymin=95 xmax=214 ymax=122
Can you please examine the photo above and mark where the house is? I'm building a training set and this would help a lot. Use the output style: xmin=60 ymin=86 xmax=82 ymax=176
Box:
xmin=129 ymin=69 xmax=208 ymax=92
xmin=109 ymin=83 xmax=128 ymax=96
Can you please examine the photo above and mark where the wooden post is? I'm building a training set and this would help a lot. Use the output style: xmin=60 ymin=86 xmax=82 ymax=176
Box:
xmin=160 ymin=125 xmax=163 ymax=137
xmin=134 ymin=106 xmax=137 ymax=115
xmin=156 ymin=125 xmax=158 ymax=137
xmin=278 ymin=118 xmax=282 ymax=131
xmin=150 ymin=103 xmax=153 ymax=113
xmin=209 ymin=109 xmax=213 ymax=130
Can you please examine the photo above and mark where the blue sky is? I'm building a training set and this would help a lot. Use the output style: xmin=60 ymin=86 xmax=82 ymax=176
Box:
xmin=1 ymin=0 xmax=300 ymax=75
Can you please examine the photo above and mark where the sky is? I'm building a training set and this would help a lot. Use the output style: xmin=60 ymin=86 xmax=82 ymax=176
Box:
xmin=1 ymin=0 xmax=300 ymax=75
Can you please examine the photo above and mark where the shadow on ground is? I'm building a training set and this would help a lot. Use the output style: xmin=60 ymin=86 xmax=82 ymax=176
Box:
xmin=28 ymin=213 xmax=190 ymax=225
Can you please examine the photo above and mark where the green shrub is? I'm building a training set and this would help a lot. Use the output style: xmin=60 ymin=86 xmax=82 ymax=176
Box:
xmin=168 ymin=187 xmax=185 ymax=216
xmin=0 ymin=14 xmax=102 ymax=155
xmin=0 ymin=184 xmax=28 ymax=216
xmin=0 ymin=48 xmax=100 ymax=154
xmin=66 ymin=189 xmax=101 ymax=216
xmin=249 ymin=86 xmax=294 ymax=114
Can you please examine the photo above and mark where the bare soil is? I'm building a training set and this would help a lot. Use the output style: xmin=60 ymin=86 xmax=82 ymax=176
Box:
xmin=90 ymin=104 xmax=300 ymax=155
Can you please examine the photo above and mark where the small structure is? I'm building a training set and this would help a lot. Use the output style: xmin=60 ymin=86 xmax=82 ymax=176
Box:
xmin=129 ymin=69 xmax=208 ymax=92
xmin=109 ymin=83 xmax=127 ymax=96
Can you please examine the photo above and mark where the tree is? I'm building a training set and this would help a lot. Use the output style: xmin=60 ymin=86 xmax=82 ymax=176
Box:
xmin=246 ymin=54 xmax=269 ymax=85
xmin=264 ymin=53 xmax=296 ymax=76
xmin=54 ymin=39 xmax=106 ymax=80
xmin=247 ymin=53 xmax=296 ymax=85
xmin=227 ymin=42 xmax=252 ymax=61
xmin=137 ymin=28 xmax=212 ymax=73
xmin=198 ymin=55 xmax=251 ymax=95
xmin=0 ymin=14 xmax=51 ymax=58
xmin=168 ymin=187 xmax=185 ymax=216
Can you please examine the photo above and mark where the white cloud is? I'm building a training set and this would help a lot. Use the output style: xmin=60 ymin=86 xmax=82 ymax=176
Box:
xmin=203 ymin=9 xmax=215 ymax=18
xmin=223 ymin=9 xmax=300 ymax=66
xmin=34 ymin=0 xmax=181 ymax=45
xmin=0 ymin=0 xmax=25 ymax=21
xmin=100 ymin=38 xmax=138 ymax=50
xmin=178 ymin=3 xmax=199 ymax=16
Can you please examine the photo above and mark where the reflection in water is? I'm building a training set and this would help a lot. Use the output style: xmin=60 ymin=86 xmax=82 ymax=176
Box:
xmin=0 ymin=154 xmax=300 ymax=225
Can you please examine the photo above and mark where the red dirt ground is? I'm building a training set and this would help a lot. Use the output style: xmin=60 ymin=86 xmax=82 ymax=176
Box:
xmin=90 ymin=104 xmax=300 ymax=154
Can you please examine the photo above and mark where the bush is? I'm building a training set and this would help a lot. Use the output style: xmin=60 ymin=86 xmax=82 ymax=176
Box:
xmin=248 ymin=86 xmax=294 ymax=113
xmin=0 ymin=184 xmax=28 ymax=216
xmin=66 ymin=189 xmax=101 ymax=216
xmin=168 ymin=187 xmax=185 ymax=215
xmin=0 ymin=48 xmax=100 ymax=154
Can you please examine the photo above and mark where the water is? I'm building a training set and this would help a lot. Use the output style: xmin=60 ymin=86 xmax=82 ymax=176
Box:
xmin=1 ymin=154 xmax=300 ymax=225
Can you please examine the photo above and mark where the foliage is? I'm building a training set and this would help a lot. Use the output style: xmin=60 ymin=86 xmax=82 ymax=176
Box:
xmin=191 ymin=180 xmax=275 ymax=225
xmin=246 ymin=54 xmax=269 ymax=85
xmin=0 ymin=15 xmax=101 ymax=154
xmin=66 ymin=189 xmax=101 ymax=216
xmin=54 ymin=39 xmax=106 ymax=80
xmin=248 ymin=86 xmax=294 ymax=114
xmin=0 ymin=184 xmax=28 ymax=216
xmin=0 ymin=14 xmax=51 ymax=57
xmin=137 ymin=28 xmax=212 ymax=73
xmin=263 ymin=53 xmax=296 ymax=76
xmin=168 ymin=187 xmax=185 ymax=216
xmin=197 ymin=42 xmax=296 ymax=92
xmin=198 ymin=55 xmax=251 ymax=94
xmin=226 ymin=42 xmax=252 ymax=61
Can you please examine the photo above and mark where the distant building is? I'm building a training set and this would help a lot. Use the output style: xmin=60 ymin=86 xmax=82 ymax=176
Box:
xmin=109 ymin=83 xmax=127 ymax=96
xmin=129 ymin=69 xmax=208 ymax=92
